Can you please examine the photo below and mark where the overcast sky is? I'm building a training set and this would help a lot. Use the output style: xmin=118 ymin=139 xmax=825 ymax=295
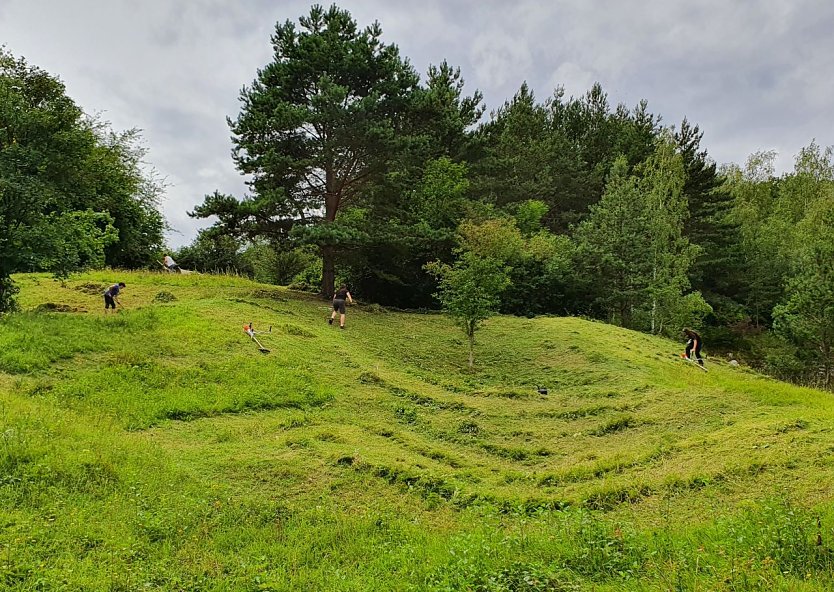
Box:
xmin=2 ymin=0 xmax=832 ymax=247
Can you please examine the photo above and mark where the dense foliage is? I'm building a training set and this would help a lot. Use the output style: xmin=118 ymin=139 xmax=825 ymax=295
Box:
xmin=0 ymin=49 xmax=164 ymax=310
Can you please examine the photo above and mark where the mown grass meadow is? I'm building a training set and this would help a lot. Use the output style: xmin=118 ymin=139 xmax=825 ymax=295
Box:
xmin=2 ymin=271 xmax=834 ymax=590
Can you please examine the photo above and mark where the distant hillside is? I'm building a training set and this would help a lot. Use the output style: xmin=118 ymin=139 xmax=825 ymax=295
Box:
xmin=2 ymin=271 xmax=834 ymax=591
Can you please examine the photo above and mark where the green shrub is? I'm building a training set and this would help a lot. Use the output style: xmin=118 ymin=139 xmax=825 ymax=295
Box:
xmin=288 ymin=258 xmax=323 ymax=292
xmin=151 ymin=291 xmax=177 ymax=303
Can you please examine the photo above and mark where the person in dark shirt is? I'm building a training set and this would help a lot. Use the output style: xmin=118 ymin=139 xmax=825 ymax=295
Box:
xmin=683 ymin=328 xmax=704 ymax=366
xmin=329 ymin=284 xmax=353 ymax=329
xmin=104 ymin=282 xmax=126 ymax=313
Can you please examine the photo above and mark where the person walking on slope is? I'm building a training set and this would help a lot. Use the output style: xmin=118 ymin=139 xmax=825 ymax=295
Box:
xmin=329 ymin=284 xmax=353 ymax=329
xmin=104 ymin=282 xmax=126 ymax=313
xmin=683 ymin=328 xmax=704 ymax=366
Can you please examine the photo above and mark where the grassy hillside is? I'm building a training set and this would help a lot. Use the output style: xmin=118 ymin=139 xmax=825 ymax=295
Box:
xmin=2 ymin=271 xmax=834 ymax=591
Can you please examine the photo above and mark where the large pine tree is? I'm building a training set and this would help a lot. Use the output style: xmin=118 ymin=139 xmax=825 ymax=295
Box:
xmin=192 ymin=5 xmax=420 ymax=297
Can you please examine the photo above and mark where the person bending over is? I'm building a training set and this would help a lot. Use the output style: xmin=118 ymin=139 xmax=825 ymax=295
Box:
xmin=329 ymin=284 xmax=353 ymax=329
xmin=683 ymin=328 xmax=704 ymax=366
xmin=104 ymin=282 xmax=126 ymax=313
xmin=163 ymin=254 xmax=181 ymax=273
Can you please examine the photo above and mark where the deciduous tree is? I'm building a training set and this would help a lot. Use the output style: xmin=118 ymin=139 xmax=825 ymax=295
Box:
xmin=1 ymin=49 xmax=150 ymax=310
xmin=425 ymin=252 xmax=509 ymax=369
xmin=772 ymin=145 xmax=834 ymax=386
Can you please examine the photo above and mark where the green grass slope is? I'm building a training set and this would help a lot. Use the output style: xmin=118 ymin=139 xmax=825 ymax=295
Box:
xmin=2 ymin=271 xmax=834 ymax=591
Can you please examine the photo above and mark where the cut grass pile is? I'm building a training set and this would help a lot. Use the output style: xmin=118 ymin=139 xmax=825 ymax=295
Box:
xmin=2 ymin=271 xmax=834 ymax=590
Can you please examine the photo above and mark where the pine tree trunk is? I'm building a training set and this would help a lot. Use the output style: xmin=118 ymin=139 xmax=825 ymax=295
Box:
xmin=321 ymin=245 xmax=335 ymax=299
xmin=321 ymin=162 xmax=338 ymax=299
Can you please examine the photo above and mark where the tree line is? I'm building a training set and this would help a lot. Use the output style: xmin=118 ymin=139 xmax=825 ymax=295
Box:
xmin=2 ymin=5 xmax=833 ymax=387
xmin=182 ymin=5 xmax=833 ymax=384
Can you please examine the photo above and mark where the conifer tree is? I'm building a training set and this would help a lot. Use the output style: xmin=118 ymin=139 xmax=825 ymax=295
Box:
xmin=575 ymin=139 xmax=698 ymax=332
xmin=192 ymin=5 xmax=420 ymax=297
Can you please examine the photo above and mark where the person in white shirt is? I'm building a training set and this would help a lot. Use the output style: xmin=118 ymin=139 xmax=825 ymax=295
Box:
xmin=163 ymin=254 xmax=181 ymax=273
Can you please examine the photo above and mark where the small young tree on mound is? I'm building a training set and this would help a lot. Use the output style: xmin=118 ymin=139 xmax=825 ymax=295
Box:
xmin=425 ymin=219 xmax=520 ymax=368
xmin=425 ymin=253 xmax=509 ymax=369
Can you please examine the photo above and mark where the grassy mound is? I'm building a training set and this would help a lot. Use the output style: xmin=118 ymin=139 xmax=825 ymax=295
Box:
xmin=2 ymin=271 xmax=834 ymax=590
